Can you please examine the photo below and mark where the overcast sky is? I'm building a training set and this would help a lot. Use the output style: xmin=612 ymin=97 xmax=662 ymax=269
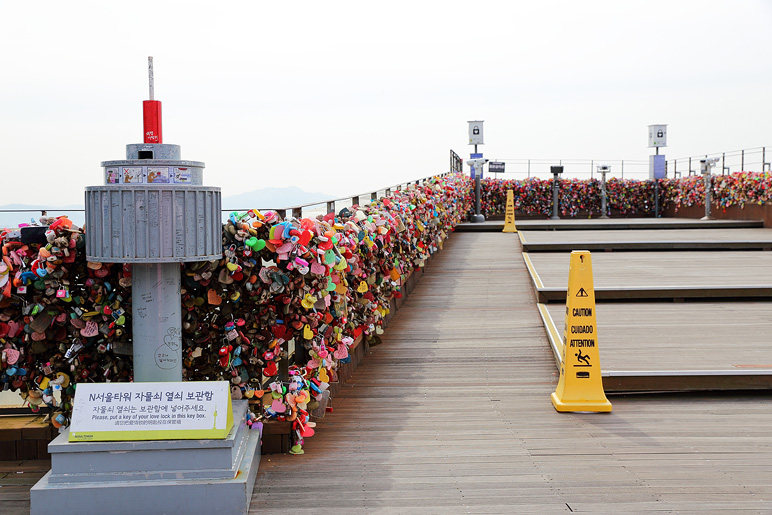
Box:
xmin=2 ymin=1 xmax=770 ymax=208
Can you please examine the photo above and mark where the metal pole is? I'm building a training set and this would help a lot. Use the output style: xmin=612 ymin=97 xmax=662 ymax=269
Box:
xmin=703 ymin=172 xmax=712 ymax=220
xmin=148 ymin=56 xmax=154 ymax=101
xmin=654 ymin=147 xmax=659 ymax=218
xmin=600 ymin=171 xmax=609 ymax=219
xmin=742 ymin=150 xmax=745 ymax=171
xmin=475 ymin=175 xmax=481 ymax=217
xmin=621 ymin=160 xmax=624 ymax=179
xmin=551 ymin=174 xmax=560 ymax=220
xmin=528 ymin=159 xmax=531 ymax=178
xmin=132 ymin=263 xmax=182 ymax=382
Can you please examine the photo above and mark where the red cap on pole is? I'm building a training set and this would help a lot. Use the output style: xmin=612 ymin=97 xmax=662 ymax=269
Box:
xmin=144 ymin=57 xmax=162 ymax=144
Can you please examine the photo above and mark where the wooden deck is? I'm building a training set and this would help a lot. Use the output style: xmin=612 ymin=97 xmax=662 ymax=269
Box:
xmin=250 ymin=232 xmax=772 ymax=513
xmin=525 ymin=251 xmax=772 ymax=301
xmin=457 ymin=218 xmax=764 ymax=232
xmin=520 ymin=227 xmax=772 ymax=252
xmin=5 ymin=229 xmax=772 ymax=513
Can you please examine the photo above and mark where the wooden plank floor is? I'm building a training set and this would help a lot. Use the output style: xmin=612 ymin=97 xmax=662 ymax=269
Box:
xmin=251 ymin=232 xmax=772 ymax=513
xmin=0 ymin=460 xmax=50 ymax=514
xmin=520 ymin=227 xmax=772 ymax=244
xmin=527 ymin=251 xmax=772 ymax=289
xmin=458 ymin=218 xmax=764 ymax=232
xmin=544 ymin=302 xmax=772 ymax=372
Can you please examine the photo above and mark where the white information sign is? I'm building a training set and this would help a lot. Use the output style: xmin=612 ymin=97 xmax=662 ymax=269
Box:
xmin=468 ymin=120 xmax=484 ymax=145
xmin=648 ymin=124 xmax=667 ymax=148
xmin=69 ymin=381 xmax=233 ymax=442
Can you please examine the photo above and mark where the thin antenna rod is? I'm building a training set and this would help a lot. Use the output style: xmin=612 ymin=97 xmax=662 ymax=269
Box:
xmin=148 ymin=56 xmax=154 ymax=101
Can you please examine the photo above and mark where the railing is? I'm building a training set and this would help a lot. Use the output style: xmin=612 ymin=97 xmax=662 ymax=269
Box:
xmin=481 ymin=158 xmax=650 ymax=180
xmin=475 ymin=147 xmax=771 ymax=181
xmin=223 ymin=172 xmax=454 ymax=220
xmin=667 ymin=147 xmax=770 ymax=178
xmin=0 ymin=173 xmax=456 ymax=229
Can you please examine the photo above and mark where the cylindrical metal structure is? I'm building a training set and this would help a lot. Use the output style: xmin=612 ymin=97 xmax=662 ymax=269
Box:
xmin=131 ymin=263 xmax=183 ymax=382
xmin=85 ymin=140 xmax=222 ymax=383
xmin=85 ymin=185 xmax=221 ymax=263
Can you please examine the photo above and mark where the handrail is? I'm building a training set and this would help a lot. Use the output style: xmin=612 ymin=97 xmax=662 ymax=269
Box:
xmin=0 ymin=173 xmax=456 ymax=223
xmin=223 ymin=172 xmax=454 ymax=218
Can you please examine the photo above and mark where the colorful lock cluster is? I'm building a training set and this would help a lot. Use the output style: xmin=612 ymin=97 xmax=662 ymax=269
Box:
xmin=1 ymin=174 xmax=471 ymax=454
xmin=479 ymin=172 xmax=772 ymax=218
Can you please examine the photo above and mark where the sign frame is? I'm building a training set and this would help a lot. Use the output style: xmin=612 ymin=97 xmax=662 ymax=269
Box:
xmin=648 ymin=124 xmax=667 ymax=148
xmin=68 ymin=381 xmax=234 ymax=442
xmin=468 ymin=120 xmax=484 ymax=145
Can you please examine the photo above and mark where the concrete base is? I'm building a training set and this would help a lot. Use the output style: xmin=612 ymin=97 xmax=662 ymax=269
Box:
xmin=470 ymin=214 xmax=486 ymax=223
xmin=30 ymin=400 xmax=260 ymax=515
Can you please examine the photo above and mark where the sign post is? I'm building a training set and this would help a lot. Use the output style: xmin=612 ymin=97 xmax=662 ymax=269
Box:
xmin=648 ymin=124 xmax=667 ymax=218
xmin=467 ymin=120 xmax=486 ymax=223
xmin=467 ymin=156 xmax=487 ymax=223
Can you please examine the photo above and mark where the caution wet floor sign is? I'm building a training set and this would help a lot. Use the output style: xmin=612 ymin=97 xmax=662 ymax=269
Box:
xmin=551 ymin=251 xmax=612 ymax=413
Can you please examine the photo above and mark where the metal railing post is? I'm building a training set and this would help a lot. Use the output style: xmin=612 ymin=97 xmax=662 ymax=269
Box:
xmin=326 ymin=201 xmax=335 ymax=214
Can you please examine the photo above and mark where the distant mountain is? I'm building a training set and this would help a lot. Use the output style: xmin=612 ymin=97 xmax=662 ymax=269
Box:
xmin=222 ymin=186 xmax=333 ymax=210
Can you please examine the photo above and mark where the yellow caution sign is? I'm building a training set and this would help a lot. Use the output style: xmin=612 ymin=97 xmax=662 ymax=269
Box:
xmin=502 ymin=189 xmax=517 ymax=233
xmin=551 ymin=251 xmax=612 ymax=412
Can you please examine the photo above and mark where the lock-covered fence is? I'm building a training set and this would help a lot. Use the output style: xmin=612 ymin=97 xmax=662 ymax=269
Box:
xmin=479 ymin=171 xmax=772 ymax=219
xmin=0 ymin=174 xmax=472 ymax=454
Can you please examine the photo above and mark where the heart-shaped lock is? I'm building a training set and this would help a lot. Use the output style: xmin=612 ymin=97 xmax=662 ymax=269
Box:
xmin=333 ymin=344 xmax=348 ymax=360
xmin=318 ymin=368 xmax=330 ymax=383
xmin=310 ymin=261 xmax=326 ymax=275
xmin=357 ymin=281 xmax=368 ymax=293
xmin=301 ymin=293 xmax=316 ymax=310
xmin=270 ymin=398 xmax=286 ymax=413
xmin=207 ymin=289 xmax=222 ymax=305
xmin=4 ymin=348 xmax=20 ymax=365
xmin=263 ymin=361 xmax=278 ymax=376
xmin=303 ymin=324 xmax=314 ymax=340
xmin=80 ymin=320 xmax=98 ymax=337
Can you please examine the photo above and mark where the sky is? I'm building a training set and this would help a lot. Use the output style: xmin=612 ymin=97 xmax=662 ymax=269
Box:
xmin=2 ymin=0 xmax=771 ymax=209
